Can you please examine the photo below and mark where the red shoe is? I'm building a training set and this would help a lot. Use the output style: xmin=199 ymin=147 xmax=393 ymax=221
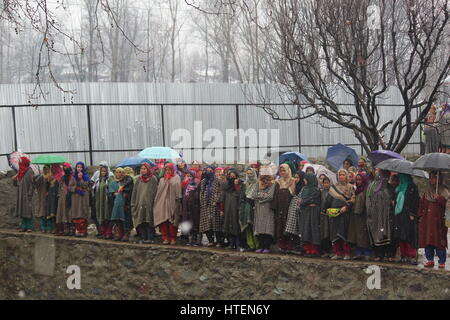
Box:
xmin=438 ymin=263 xmax=445 ymax=269
xmin=424 ymin=261 xmax=434 ymax=268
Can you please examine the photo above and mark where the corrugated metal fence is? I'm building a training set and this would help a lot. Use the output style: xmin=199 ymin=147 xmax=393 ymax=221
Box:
xmin=0 ymin=83 xmax=421 ymax=171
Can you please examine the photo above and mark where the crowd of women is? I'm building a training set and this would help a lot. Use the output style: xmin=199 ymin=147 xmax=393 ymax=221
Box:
xmin=12 ymin=155 xmax=449 ymax=269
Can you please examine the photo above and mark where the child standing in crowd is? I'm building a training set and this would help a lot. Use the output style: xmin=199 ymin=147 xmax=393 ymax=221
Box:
xmin=70 ymin=161 xmax=91 ymax=237
xmin=13 ymin=157 xmax=35 ymax=232
xmin=56 ymin=163 xmax=74 ymax=236
xmin=131 ymin=163 xmax=158 ymax=244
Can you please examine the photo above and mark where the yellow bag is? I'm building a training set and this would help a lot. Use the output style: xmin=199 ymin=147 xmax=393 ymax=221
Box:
xmin=326 ymin=208 xmax=341 ymax=218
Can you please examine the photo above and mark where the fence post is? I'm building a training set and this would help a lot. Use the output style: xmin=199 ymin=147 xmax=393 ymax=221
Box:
xmin=11 ymin=106 xmax=18 ymax=152
xmin=161 ymin=104 xmax=166 ymax=146
xmin=297 ymin=105 xmax=302 ymax=153
xmin=86 ymin=104 xmax=93 ymax=166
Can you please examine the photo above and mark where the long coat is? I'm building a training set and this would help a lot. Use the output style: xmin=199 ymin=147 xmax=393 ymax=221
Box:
xmin=47 ymin=180 xmax=59 ymax=217
xmin=153 ymin=175 xmax=182 ymax=227
xmin=182 ymin=183 xmax=201 ymax=232
xmin=366 ymin=183 xmax=395 ymax=247
xmin=14 ymin=169 xmax=35 ymax=219
xmin=393 ymin=184 xmax=419 ymax=247
xmin=271 ymin=183 xmax=294 ymax=240
xmin=418 ymin=194 xmax=448 ymax=249
xmin=254 ymin=184 xmax=276 ymax=236
xmin=33 ymin=175 xmax=48 ymax=218
xmin=322 ymin=193 xmax=351 ymax=243
xmin=320 ymin=189 xmax=331 ymax=241
xmin=69 ymin=179 xmax=91 ymax=220
xmin=297 ymin=190 xmax=322 ymax=245
xmin=199 ymin=178 xmax=223 ymax=233
xmin=131 ymin=176 xmax=158 ymax=228
xmin=223 ymin=182 xmax=242 ymax=237
xmin=95 ymin=178 xmax=112 ymax=225
xmin=347 ymin=191 xmax=371 ymax=249
xmin=56 ymin=177 xmax=72 ymax=224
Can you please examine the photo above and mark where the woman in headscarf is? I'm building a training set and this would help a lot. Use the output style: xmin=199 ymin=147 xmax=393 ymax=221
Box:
xmin=181 ymin=170 xmax=201 ymax=246
xmin=418 ymin=172 xmax=449 ymax=269
xmin=94 ymin=164 xmax=113 ymax=239
xmin=319 ymin=176 xmax=332 ymax=257
xmin=13 ymin=157 xmax=35 ymax=232
xmin=296 ymin=173 xmax=322 ymax=257
xmin=272 ymin=163 xmax=296 ymax=252
xmin=109 ymin=168 xmax=134 ymax=241
xmin=153 ymin=162 xmax=182 ymax=245
xmin=239 ymin=167 xmax=259 ymax=251
xmin=254 ymin=172 xmax=276 ymax=253
xmin=190 ymin=160 xmax=203 ymax=184
xmin=342 ymin=159 xmax=353 ymax=171
xmin=70 ymin=161 xmax=91 ymax=237
xmin=45 ymin=164 xmax=63 ymax=234
xmin=56 ymin=163 xmax=74 ymax=236
xmin=347 ymin=173 xmax=372 ymax=260
xmin=34 ymin=165 xmax=50 ymax=233
xmin=199 ymin=165 xmax=224 ymax=247
xmin=124 ymin=167 xmax=137 ymax=183
xmin=131 ymin=162 xmax=158 ymax=244
xmin=223 ymin=169 xmax=243 ymax=250
xmin=322 ymin=169 xmax=355 ymax=260
xmin=393 ymin=173 xmax=420 ymax=265
xmin=366 ymin=169 xmax=396 ymax=262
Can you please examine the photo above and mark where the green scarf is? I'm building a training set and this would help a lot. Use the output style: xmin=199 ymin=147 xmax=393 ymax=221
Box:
xmin=395 ymin=174 xmax=413 ymax=215
xmin=299 ymin=173 xmax=318 ymax=199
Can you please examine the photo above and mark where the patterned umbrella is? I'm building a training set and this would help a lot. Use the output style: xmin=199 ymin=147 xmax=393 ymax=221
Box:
xmin=116 ymin=157 xmax=155 ymax=168
xmin=7 ymin=151 xmax=40 ymax=175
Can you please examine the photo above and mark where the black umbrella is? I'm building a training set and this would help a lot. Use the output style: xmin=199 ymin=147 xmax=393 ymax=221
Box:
xmin=376 ymin=158 xmax=429 ymax=179
xmin=412 ymin=153 xmax=450 ymax=193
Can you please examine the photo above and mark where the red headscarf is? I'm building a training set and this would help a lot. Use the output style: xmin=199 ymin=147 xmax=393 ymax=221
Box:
xmin=139 ymin=162 xmax=154 ymax=183
xmin=51 ymin=164 xmax=64 ymax=182
xmin=17 ymin=157 xmax=31 ymax=180
xmin=164 ymin=163 xmax=175 ymax=180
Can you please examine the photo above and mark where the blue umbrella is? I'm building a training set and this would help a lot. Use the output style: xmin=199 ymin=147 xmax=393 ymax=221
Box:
xmin=117 ymin=157 xmax=155 ymax=168
xmin=368 ymin=150 xmax=404 ymax=166
xmin=326 ymin=143 xmax=359 ymax=171
xmin=138 ymin=147 xmax=181 ymax=160
xmin=279 ymin=152 xmax=309 ymax=165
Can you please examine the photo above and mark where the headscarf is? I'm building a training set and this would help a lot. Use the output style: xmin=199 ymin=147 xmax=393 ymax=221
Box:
xmin=176 ymin=159 xmax=189 ymax=176
xmin=244 ymin=167 xmax=258 ymax=199
xmin=295 ymin=170 xmax=306 ymax=194
xmin=204 ymin=165 xmax=216 ymax=201
xmin=226 ymin=169 xmax=239 ymax=190
xmin=42 ymin=165 xmax=51 ymax=180
xmin=74 ymin=161 xmax=90 ymax=182
xmin=62 ymin=163 xmax=73 ymax=186
xmin=50 ymin=164 xmax=64 ymax=182
xmin=329 ymin=169 xmax=354 ymax=201
xmin=299 ymin=173 xmax=319 ymax=199
xmin=424 ymin=172 xmax=450 ymax=202
xmin=277 ymin=163 xmax=296 ymax=195
xmin=163 ymin=163 xmax=175 ymax=180
xmin=283 ymin=160 xmax=297 ymax=176
xmin=184 ymin=170 xmax=198 ymax=197
xmin=17 ymin=157 xmax=31 ymax=181
xmin=367 ymin=170 xmax=389 ymax=198
xmin=395 ymin=174 xmax=413 ymax=215
xmin=114 ymin=167 xmax=125 ymax=182
xmin=139 ymin=162 xmax=154 ymax=183
xmin=355 ymin=173 xmax=369 ymax=195
xmin=124 ymin=167 xmax=134 ymax=177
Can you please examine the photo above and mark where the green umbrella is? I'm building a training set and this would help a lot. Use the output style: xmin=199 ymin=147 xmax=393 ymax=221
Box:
xmin=31 ymin=154 xmax=67 ymax=165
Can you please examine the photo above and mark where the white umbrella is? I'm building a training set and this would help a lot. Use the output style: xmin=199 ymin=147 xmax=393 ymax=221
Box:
xmin=302 ymin=163 xmax=338 ymax=185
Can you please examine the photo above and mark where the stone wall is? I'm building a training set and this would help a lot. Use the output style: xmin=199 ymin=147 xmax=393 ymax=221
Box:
xmin=0 ymin=230 xmax=448 ymax=300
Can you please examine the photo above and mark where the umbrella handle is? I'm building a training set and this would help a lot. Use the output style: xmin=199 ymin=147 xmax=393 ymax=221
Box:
xmin=436 ymin=170 xmax=439 ymax=195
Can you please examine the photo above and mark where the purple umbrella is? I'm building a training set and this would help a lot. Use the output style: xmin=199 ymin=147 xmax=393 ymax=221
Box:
xmin=368 ymin=150 xmax=404 ymax=165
